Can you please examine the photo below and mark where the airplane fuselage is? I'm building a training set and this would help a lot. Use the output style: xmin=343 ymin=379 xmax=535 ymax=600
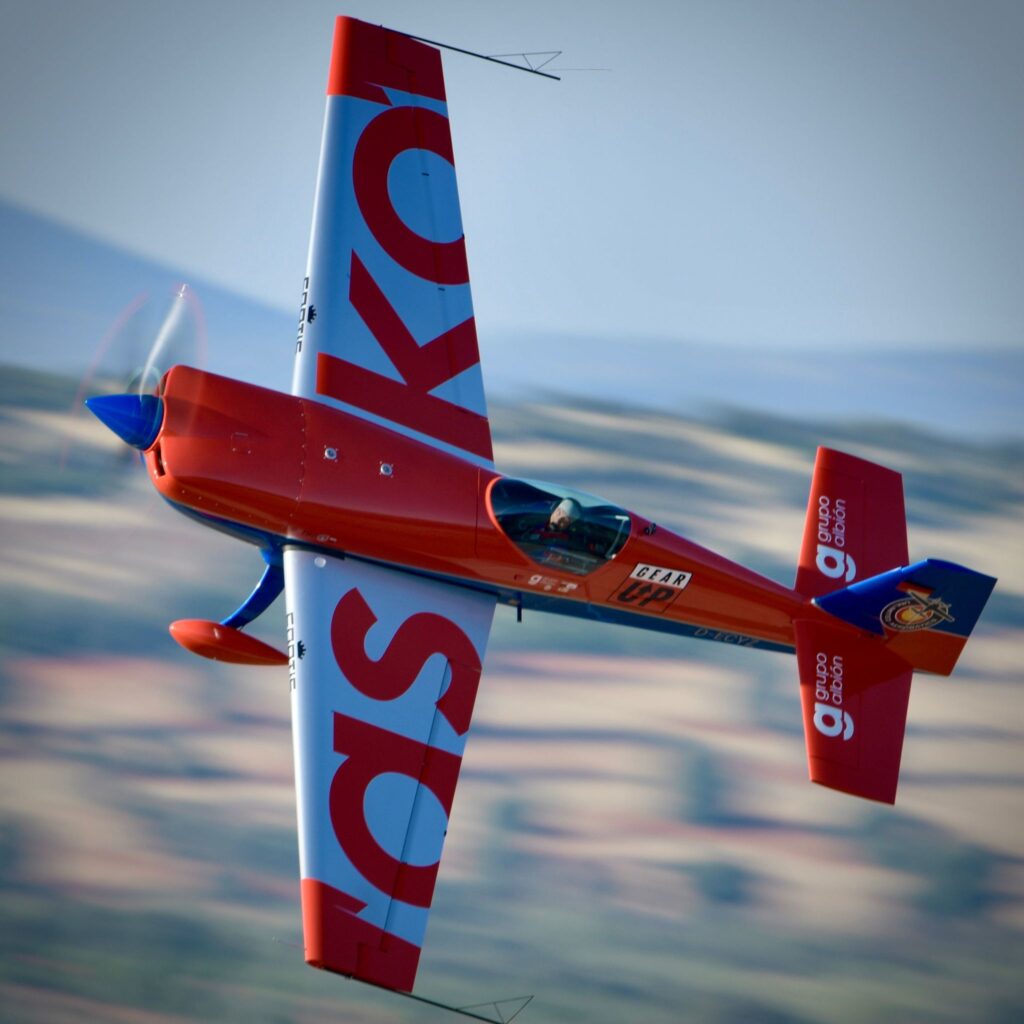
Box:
xmin=148 ymin=365 xmax=834 ymax=655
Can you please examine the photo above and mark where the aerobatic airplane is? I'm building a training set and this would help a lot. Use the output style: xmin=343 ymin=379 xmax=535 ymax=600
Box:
xmin=86 ymin=15 xmax=995 ymax=1005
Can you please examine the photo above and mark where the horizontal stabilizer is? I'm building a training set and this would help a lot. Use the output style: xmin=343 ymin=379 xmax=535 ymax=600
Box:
xmin=795 ymin=619 xmax=913 ymax=803
xmin=816 ymin=559 xmax=996 ymax=675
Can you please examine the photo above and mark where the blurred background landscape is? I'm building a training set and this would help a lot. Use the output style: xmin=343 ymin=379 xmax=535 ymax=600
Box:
xmin=2 ymin=2 xmax=1022 ymax=1020
xmin=0 ymin=212 xmax=1021 ymax=1022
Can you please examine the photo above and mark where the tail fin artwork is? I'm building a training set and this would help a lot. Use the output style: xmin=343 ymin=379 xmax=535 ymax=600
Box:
xmin=817 ymin=559 xmax=997 ymax=676
xmin=794 ymin=619 xmax=913 ymax=803
xmin=794 ymin=447 xmax=908 ymax=599
xmin=793 ymin=449 xmax=996 ymax=803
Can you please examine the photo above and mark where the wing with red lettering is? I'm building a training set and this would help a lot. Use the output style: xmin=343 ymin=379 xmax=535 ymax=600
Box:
xmin=293 ymin=16 xmax=493 ymax=466
xmin=284 ymin=548 xmax=495 ymax=991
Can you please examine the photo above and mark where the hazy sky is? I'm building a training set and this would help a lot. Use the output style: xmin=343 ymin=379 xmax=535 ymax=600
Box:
xmin=2 ymin=0 xmax=1022 ymax=351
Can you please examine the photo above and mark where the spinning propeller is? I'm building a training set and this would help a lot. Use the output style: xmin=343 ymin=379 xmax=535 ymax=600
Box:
xmin=68 ymin=283 xmax=206 ymax=464
xmin=81 ymin=283 xmax=287 ymax=666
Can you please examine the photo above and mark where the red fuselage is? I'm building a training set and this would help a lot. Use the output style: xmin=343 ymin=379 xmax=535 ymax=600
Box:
xmin=148 ymin=366 xmax=823 ymax=653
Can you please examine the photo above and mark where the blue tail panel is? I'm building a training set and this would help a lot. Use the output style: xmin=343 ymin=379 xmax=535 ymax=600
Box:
xmin=816 ymin=559 xmax=996 ymax=639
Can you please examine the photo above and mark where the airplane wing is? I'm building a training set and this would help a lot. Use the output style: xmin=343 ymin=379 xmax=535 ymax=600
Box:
xmin=292 ymin=16 xmax=493 ymax=467
xmin=285 ymin=18 xmax=499 ymax=992
xmin=285 ymin=549 xmax=496 ymax=990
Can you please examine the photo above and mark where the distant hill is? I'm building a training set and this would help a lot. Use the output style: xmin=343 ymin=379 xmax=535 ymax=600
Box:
xmin=3 ymin=198 xmax=1020 ymax=440
xmin=0 ymin=200 xmax=294 ymax=391
xmin=486 ymin=332 xmax=1024 ymax=440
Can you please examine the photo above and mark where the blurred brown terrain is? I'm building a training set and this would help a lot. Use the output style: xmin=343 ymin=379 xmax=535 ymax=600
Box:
xmin=1 ymin=364 xmax=1022 ymax=1024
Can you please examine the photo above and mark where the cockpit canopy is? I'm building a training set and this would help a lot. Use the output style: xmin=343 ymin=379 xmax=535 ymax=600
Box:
xmin=489 ymin=477 xmax=631 ymax=577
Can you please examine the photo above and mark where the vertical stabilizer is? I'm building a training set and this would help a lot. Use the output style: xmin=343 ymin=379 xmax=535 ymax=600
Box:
xmin=795 ymin=448 xmax=907 ymax=599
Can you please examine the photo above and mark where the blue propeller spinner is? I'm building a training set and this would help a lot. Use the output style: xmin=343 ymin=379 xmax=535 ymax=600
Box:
xmin=85 ymin=394 xmax=164 ymax=450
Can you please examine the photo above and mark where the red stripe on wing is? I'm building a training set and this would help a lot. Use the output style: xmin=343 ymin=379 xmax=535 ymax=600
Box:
xmin=301 ymin=878 xmax=420 ymax=991
xmin=327 ymin=17 xmax=446 ymax=104
xmin=317 ymin=352 xmax=493 ymax=460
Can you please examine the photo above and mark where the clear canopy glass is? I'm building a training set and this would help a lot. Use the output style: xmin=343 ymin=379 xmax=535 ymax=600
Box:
xmin=489 ymin=477 xmax=631 ymax=577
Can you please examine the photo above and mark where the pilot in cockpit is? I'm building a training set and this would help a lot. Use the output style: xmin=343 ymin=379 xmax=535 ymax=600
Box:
xmin=492 ymin=478 xmax=631 ymax=573
xmin=517 ymin=496 xmax=587 ymax=549
xmin=547 ymin=497 xmax=582 ymax=535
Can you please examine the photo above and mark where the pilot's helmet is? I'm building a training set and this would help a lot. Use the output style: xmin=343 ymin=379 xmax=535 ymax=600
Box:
xmin=553 ymin=497 xmax=582 ymax=524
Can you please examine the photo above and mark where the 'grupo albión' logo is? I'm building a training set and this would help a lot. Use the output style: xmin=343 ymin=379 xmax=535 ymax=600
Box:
xmin=812 ymin=650 xmax=854 ymax=741
xmin=815 ymin=494 xmax=856 ymax=583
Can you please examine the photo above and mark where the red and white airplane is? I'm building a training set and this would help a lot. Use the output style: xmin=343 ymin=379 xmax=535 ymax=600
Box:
xmin=87 ymin=15 xmax=995 ymax=1001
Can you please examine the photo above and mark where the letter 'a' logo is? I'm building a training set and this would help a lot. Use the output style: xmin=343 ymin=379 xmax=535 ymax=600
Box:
xmin=813 ymin=702 xmax=855 ymax=741
xmin=816 ymin=544 xmax=857 ymax=583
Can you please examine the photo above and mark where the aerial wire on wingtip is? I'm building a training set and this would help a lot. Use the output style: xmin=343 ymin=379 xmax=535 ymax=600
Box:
xmin=385 ymin=987 xmax=534 ymax=1023
xmin=391 ymin=28 xmax=611 ymax=79
xmin=457 ymin=994 xmax=534 ymax=1022
xmin=267 ymin=935 xmax=533 ymax=1023
xmin=489 ymin=52 xmax=611 ymax=73
xmin=486 ymin=51 xmax=561 ymax=72
xmin=338 ymin=972 xmax=535 ymax=1023
xmin=394 ymin=29 xmax=561 ymax=80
